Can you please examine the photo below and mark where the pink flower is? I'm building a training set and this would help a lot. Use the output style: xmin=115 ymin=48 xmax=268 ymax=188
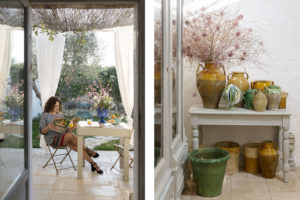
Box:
xmin=202 ymin=33 xmax=207 ymax=37
xmin=248 ymin=28 xmax=252 ymax=32
xmin=220 ymin=10 xmax=225 ymax=16
xmin=216 ymin=26 xmax=220 ymax=31
xmin=201 ymin=7 xmax=206 ymax=11
xmin=228 ymin=52 xmax=233 ymax=57
xmin=237 ymin=14 xmax=243 ymax=20
xmin=193 ymin=92 xmax=197 ymax=97
xmin=236 ymin=31 xmax=240 ymax=37
xmin=240 ymin=57 xmax=245 ymax=61
xmin=235 ymin=44 xmax=239 ymax=49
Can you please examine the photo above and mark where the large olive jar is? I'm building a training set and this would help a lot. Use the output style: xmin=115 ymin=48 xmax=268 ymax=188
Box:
xmin=252 ymin=89 xmax=267 ymax=112
xmin=259 ymin=140 xmax=278 ymax=179
xmin=196 ymin=61 xmax=226 ymax=109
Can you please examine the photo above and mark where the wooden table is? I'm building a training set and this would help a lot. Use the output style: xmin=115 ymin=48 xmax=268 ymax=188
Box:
xmin=189 ymin=104 xmax=291 ymax=183
xmin=76 ymin=121 xmax=131 ymax=181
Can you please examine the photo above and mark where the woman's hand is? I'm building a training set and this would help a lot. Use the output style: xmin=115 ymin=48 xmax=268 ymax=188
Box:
xmin=47 ymin=122 xmax=59 ymax=132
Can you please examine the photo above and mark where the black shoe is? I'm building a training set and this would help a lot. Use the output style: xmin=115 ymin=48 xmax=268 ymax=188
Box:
xmin=85 ymin=147 xmax=99 ymax=158
xmin=90 ymin=162 xmax=103 ymax=174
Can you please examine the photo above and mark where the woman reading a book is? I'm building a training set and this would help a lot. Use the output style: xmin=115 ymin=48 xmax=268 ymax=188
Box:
xmin=39 ymin=96 xmax=103 ymax=174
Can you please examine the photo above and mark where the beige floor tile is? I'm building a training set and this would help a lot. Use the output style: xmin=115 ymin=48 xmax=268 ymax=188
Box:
xmin=83 ymin=185 xmax=121 ymax=197
xmin=231 ymin=191 xmax=271 ymax=200
xmin=93 ymin=197 xmax=125 ymax=200
xmin=181 ymin=195 xmax=192 ymax=200
xmin=231 ymin=173 xmax=268 ymax=193
xmin=271 ymin=192 xmax=300 ymax=200
xmin=33 ymin=175 xmax=57 ymax=185
xmin=267 ymin=176 xmax=300 ymax=192
xmin=93 ymin=174 xmax=119 ymax=186
xmin=32 ymin=185 xmax=53 ymax=200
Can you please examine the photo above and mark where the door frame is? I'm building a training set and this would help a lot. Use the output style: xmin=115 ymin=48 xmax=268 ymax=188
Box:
xmin=3 ymin=0 xmax=146 ymax=199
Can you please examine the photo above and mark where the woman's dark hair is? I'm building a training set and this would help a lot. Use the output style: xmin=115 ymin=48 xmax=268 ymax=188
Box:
xmin=44 ymin=96 xmax=62 ymax=113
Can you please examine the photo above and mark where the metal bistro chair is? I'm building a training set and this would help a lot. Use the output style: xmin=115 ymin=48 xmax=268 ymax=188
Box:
xmin=110 ymin=127 xmax=134 ymax=171
xmin=43 ymin=144 xmax=76 ymax=175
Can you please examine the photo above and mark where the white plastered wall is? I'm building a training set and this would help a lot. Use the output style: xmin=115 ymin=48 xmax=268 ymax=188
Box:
xmin=183 ymin=0 xmax=300 ymax=165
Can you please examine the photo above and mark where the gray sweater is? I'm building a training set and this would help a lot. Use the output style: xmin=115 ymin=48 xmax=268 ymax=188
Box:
xmin=39 ymin=112 xmax=64 ymax=146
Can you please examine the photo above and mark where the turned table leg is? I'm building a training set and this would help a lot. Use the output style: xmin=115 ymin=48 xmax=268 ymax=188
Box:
xmin=282 ymin=126 xmax=290 ymax=183
xmin=289 ymin=132 xmax=296 ymax=170
xmin=192 ymin=126 xmax=199 ymax=150
xmin=278 ymin=127 xmax=283 ymax=172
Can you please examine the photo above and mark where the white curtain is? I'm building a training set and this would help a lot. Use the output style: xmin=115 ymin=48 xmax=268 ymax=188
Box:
xmin=37 ymin=32 xmax=65 ymax=151
xmin=0 ymin=25 xmax=12 ymax=140
xmin=0 ymin=25 xmax=12 ymax=103
xmin=114 ymin=26 xmax=134 ymax=145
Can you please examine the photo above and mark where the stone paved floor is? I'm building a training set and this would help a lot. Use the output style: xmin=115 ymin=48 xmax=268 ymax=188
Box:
xmin=0 ymin=148 xmax=133 ymax=200
xmin=32 ymin=149 xmax=133 ymax=200
xmin=182 ymin=166 xmax=300 ymax=200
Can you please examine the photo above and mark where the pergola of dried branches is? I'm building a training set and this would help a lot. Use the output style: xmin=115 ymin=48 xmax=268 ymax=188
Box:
xmin=0 ymin=7 xmax=134 ymax=31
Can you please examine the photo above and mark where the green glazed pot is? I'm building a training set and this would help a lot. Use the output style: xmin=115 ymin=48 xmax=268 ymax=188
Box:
xmin=188 ymin=148 xmax=230 ymax=197
xmin=244 ymin=89 xmax=257 ymax=110
xmin=265 ymin=85 xmax=281 ymax=94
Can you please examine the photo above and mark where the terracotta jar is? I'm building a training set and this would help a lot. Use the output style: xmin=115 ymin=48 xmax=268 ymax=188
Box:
xmin=252 ymin=89 xmax=267 ymax=112
xmin=265 ymin=85 xmax=281 ymax=110
xmin=243 ymin=143 xmax=260 ymax=174
xmin=259 ymin=140 xmax=278 ymax=179
xmin=251 ymin=80 xmax=274 ymax=92
xmin=196 ymin=61 xmax=226 ymax=109
xmin=278 ymin=91 xmax=288 ymax=109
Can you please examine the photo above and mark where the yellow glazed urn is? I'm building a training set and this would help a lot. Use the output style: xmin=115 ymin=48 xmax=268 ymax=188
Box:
xmin=258 ymin=140 xmax=278 ymax=179
xmin=196 ymin=61 xmax=226 ymax=109
xmin=251 ymin=80 xmax=274 ymax=92
xmin=227 ymin=72 xmax=249 ymax=92
xmin=278 ymin=91 xmax=288 ymax=109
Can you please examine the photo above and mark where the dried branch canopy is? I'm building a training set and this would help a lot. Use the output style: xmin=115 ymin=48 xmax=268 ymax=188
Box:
xmin=0 ymin=7 xmax=134 ymax=31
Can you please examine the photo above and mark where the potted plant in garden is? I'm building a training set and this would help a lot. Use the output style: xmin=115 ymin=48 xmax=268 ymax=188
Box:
xmin=183 ymin=7 xmax=266 ymax=108
xmin=4 ymin=81 xmax=24 ymax=121
xmin=84 ymin=82 xmax=113 ymax=124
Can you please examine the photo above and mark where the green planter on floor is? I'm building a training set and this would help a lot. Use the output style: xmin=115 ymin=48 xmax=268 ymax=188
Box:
xmin=188 ymin=148 xmax=230 ymax=197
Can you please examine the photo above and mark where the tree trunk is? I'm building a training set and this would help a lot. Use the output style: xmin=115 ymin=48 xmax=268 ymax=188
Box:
xmin=32 ymin=79 xmax=42 ymax=106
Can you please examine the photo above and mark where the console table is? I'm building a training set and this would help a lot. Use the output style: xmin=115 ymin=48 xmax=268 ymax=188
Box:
xmin=189 ymin=104 xmax=291 ymax=183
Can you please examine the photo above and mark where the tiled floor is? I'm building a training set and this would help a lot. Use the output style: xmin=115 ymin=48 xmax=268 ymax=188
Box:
xmin=32 ymin=149 xmax=133 ymax=200
xmin=182 ymin=166 xmax=300 ymax=200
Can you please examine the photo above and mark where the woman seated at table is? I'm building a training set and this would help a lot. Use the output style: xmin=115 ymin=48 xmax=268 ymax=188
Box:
xmin=40 ymin=96 xmax=103 ymax=174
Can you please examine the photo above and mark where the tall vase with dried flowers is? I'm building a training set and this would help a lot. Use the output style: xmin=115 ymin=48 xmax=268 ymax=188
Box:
xmin=183 ymin=7 xmax=266 ymax=109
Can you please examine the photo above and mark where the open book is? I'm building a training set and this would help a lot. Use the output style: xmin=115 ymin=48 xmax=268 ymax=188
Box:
xmin=53 ymin=116 xmax=81 ymax=129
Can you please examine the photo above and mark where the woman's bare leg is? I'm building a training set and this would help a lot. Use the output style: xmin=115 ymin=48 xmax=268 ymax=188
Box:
xmin=63 ymin=133 xmax=78 ymax=146
xmin=66 ymin=142 xmax=94 ymax=163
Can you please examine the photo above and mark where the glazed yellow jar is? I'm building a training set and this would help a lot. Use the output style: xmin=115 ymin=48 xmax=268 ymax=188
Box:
xmin=251 ymin=80 xmax=274 ymax=92
xmin=259 ymin=140 xmax=278 ymax=179
xmin=278 ymin=91 xmax=288 ymax=109
xmin=227 ymin=72 xmax=249 ymax=92
xmin=196 ymin=62 xmax=226 ymax=109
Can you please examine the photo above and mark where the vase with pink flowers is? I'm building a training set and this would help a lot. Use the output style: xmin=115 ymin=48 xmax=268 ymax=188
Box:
xmin=183 ymin=7 xmax=266 ymax=108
